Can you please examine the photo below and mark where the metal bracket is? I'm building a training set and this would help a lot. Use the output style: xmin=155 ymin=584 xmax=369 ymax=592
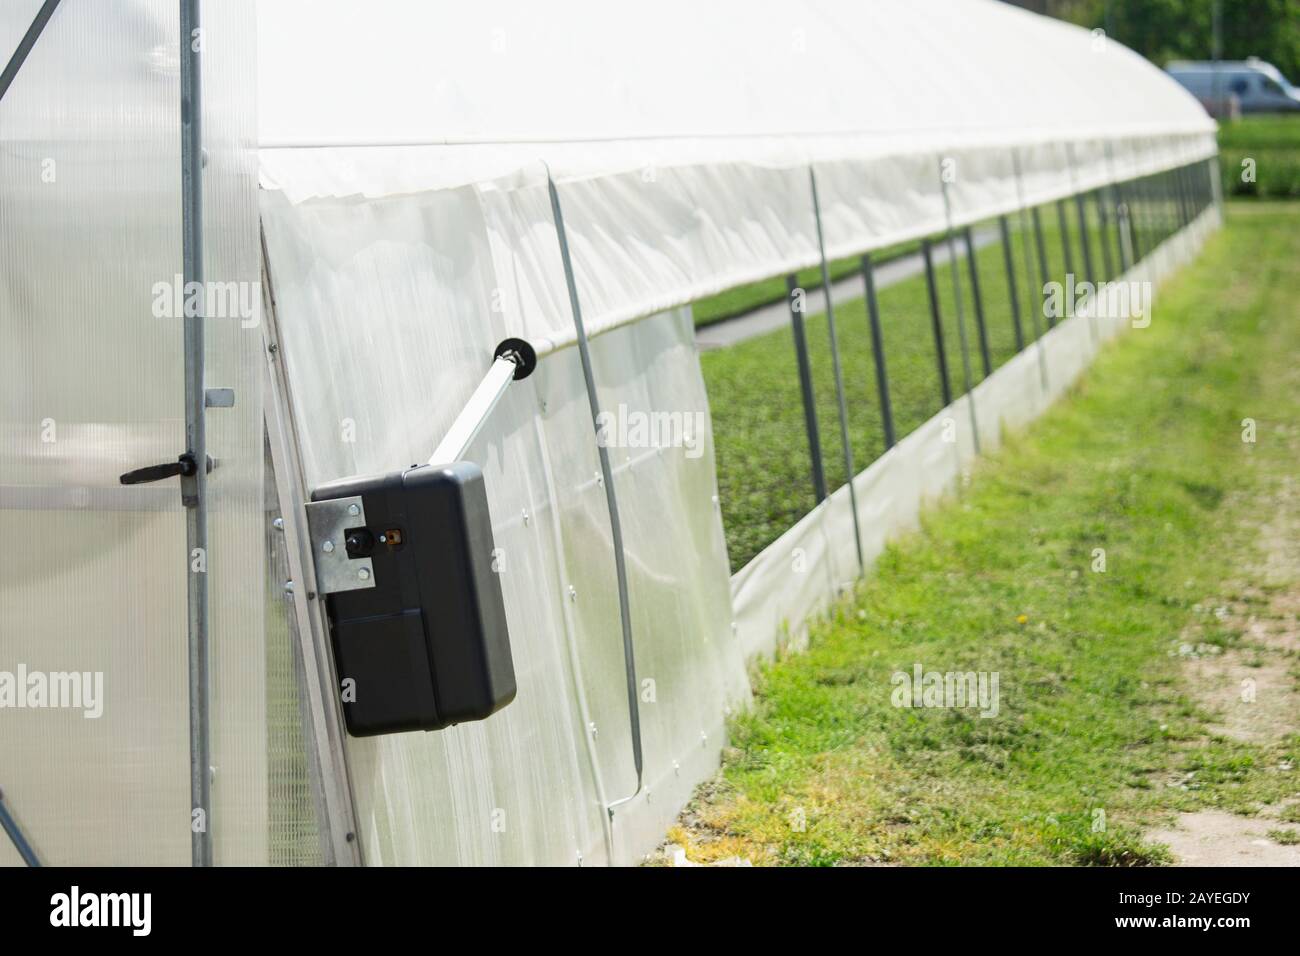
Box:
xmin=304 ymin=496 xmax=376 ymax=595
xmin=204 ymin=387 xmax=235 ymax=408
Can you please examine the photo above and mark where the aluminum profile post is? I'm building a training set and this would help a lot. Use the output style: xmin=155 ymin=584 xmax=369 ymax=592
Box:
xmin=179 ymin=0 xmax=212 ymax=868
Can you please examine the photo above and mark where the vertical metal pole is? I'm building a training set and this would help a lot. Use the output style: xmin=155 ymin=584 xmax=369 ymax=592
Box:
xmin=860 ymin=254 xmax=895 ymax=452
xmin=1055 ymin=199 xmax=1074 ymax=283
xmin=1131 ymin=174 xmax=1146 ymax=261
xmin=1074 ymin=190 xmax=1099 ymax=345
xmin=1112 ymin=179 xmax=1130 ymax=272
xmin=998 ymin=215 xmax=1025 ymax=352
xmin=1094 ymin=190 xmax=1115 ymax=280
xmin=1103 ymin=141 xmax=1129 ymax=273
xmin=787 ymin=274 xmax=828 ymax=503
xmin=546 ymin=173 xmax=643 ymax=813
xmin=1075 ymin=192 xmax=1096 ymax=288
xmin=1011 ymin=149 xmax=1049 ymax=391
xmin=921 ymin=239 xmax=952 ymax=407
xmin=809 ymin=169 xmax=862 ymax=571
xmin=1179 ymin=163 xmax=1193 ymax=228
xmin=963 ymin=225 xmax=992 ymax=378
xmin=179 ymin=0 xmax=211 ymax=869
xmin=940 ymin=176 xmax=980 ymax=454
xmin=1031 ymin=206 xmax=1053 ymax=329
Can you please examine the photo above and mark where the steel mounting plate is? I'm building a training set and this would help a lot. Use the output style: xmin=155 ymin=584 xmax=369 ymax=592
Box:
xmin=304 ymin=496 xmax=376 ymax=595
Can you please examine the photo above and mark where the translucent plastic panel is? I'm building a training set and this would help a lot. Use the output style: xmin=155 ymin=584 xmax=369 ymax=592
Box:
xmin=0 ymin=0 xmax=267 ymax=865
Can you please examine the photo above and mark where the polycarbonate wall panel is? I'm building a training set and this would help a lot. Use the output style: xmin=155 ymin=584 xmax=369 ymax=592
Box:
xmin=0 ymin=0 xmax=270 ymax=865
xmin=201 ymin=0 xmax=272 ymax=867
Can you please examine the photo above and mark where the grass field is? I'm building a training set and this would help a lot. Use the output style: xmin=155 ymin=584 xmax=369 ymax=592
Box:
xmin=702 ymin=196 xmax=1157 ymax=571
xmin=669 ymin=202 xmax=1300 ymax=865
xmin=1218 ymin=114 xmax=1300 ymax=199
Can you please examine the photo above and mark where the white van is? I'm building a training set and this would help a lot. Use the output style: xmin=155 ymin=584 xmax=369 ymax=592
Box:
xmin=1167 ymin=58 xmax=1300 ymax=113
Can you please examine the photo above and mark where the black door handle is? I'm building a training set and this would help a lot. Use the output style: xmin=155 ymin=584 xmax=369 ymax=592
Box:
xmin=119 ymin=453 xmax=213 ymax=485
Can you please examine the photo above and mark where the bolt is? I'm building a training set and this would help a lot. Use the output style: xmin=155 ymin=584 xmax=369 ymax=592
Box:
xmin=358 ymin=567 xmax=371 ymax=581
xmin=589 ymin=722 xmax=598 ymax=739
xmin=283 ymin=580 xmax=294 ymax=595
xmin=522 ymin=508 xmax=530 ymax=526
xmin=268 ymin=342 xmax=279 ymax=355
xmin=568 ymin=585 xmax=577 ymax=602
xmin=322 ymin=540 xmax=335 ymax=553
xmin=272 ymin=517 xmax=284 ymax=531
xmin=347 ymin=503 xmax=360 ymax=516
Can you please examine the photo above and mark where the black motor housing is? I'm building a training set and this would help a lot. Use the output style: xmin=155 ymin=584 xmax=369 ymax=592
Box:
xmin=311 ymin=462 xmax=516 ymax=737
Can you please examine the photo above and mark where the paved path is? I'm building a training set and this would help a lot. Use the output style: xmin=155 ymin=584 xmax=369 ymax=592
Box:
xmin=694 ymin=226 xmax=999 ymax=351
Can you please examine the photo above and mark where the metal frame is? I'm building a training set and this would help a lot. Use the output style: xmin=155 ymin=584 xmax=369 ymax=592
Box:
xmin=0 ymin=0 xmax=62 ymax=104
xmin=860 ymin=254 xmax=895 ymax=451
xmin=1030 ymin=205 xmax=1052 ymax=329
xmin=940 ymin=174 xmax=980 ymax=454
xmin=963 ymin=225 xmax=993 ymax=378
xmin=179 ymin=0 xmax=212 ymax=868
xmin=998 ymin=215 xmax=1025 ymax=352
xmin=1094 ymin=189 xmax=1115 ymax=280
xmin=0 ymin=789 xmax=40 ymax=866
xmin=809 ymin=168 xmax=863 ymax=570
xmin=1055 ymin=198 xmax=1074 ymax=283
xmin=1010 ymin=149 xmax=1049 ymax=391
xmin=546 ymin=173 xmax=644 ymax=816
xmin=260 ymin=234 xmax=364 ymax=866
xmin=920 ymin=238 xmax=952 ymax=407
xmin=787 ymin=273 xmax=828 ymax=502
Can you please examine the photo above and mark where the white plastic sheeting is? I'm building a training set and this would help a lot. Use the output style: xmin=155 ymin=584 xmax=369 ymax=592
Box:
xmin=256 ymin=0 xmax=1216 ymax=355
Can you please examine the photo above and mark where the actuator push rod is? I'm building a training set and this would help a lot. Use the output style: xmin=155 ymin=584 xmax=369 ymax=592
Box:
xmin=430 ymin=338 xmax=537 ymax=465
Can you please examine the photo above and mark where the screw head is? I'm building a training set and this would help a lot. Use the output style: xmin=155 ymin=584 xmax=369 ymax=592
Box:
xmin=322 ymin=540 xmax=335 ymax=553
xmin=347 ymin=503 xmax=360 ymax=516
xmin=358 ymin=567 xmax=371 ymax=581
xmin=272 ymin=517 xmax=285 ymax=531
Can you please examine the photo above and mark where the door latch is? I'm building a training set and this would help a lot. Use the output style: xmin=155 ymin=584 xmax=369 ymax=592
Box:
xmin=119 ymin=453 xmax=214 ymax=485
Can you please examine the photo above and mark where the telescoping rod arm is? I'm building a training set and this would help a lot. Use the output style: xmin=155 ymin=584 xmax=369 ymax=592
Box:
xmin=430 ymin=339 xmax=537 ymax=465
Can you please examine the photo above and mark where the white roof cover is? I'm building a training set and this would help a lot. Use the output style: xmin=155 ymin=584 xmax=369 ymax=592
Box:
xmin=256 ymin=0 xmax=1217 ymax=351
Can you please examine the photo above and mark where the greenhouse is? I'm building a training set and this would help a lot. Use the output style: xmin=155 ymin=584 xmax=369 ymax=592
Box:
xmin=0 ymin=0 xmax=1219 ymax=866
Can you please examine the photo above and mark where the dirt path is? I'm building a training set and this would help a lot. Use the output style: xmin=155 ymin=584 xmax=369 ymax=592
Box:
xmin=1148 ymin=428 xmax=1300 ymax=865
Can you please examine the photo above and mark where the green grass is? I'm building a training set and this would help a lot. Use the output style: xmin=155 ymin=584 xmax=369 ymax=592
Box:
xmin=1217 ymin=114 xmax=1300 ymax=199
xmin=673 ymin=202 xmax=1300 ymax=866
xmin=692 ymin=240 xmax=920 ymax=328
xmin=703 ymin=201 xmax=1139 ymax=572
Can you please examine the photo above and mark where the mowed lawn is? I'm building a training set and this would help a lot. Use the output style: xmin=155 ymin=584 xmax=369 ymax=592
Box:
xmin=669 ymin=202 xmax=1300 ymax=865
